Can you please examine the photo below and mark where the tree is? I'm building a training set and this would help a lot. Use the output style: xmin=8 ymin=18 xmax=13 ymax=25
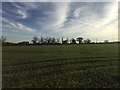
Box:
xmin=1 ymin=36 xmax=6 ymax=43
xmin=51 ymin=37 xmax=56 ymax=44
xmin=31 ymin=36 xmax=39 ymax=44
xmin=76 ymin=37 xmax=83 ymax=44
xmin=84 ymin=39 xmax=91 ymax=44
xmin=104 ymin=40 xmax=109 ymax=43
xmin=66 ymin=37 xmax=69 ymax=43
xmin=61 ymin=37 xmax=63 ymax=44
xmin=45 ymin=37 xmax=55 ymax=44
xmin=56 ymin=38 xmax=60 ymax=44
xmin=39 ymin=36 xmax=44 ymax=44
xmin=70 ymin=38 xmax=76 ymax=44
xmin=62 ymin=40 xmax=68 ymax=44
xmin=47 ymin=37 xmax=52 ymax=44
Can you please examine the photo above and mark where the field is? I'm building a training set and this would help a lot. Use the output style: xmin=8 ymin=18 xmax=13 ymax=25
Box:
xmin=2 ymin=44 xmax=119 ymax=88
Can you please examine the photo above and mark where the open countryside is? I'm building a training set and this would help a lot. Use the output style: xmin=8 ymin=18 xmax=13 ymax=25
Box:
xmin=2 ymin=44 xmax=119 ymax=88
xmin=2 ymin=1 xmax=119 ymax=88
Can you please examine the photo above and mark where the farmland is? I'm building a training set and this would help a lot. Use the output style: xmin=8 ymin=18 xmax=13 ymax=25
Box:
xmin=2 ymin=44 xmax=119 ymax=88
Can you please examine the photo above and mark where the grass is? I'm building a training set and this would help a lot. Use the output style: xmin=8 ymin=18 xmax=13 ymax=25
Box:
xmin=2 ymin=44 xmax=119 ymax=88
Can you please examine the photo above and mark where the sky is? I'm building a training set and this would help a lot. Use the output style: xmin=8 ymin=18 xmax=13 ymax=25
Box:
xmin=1 ymin=1 xmax=118 ymax=42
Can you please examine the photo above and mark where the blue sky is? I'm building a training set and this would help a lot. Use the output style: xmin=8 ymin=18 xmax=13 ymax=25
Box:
xmin=1 ymin=1 xmax=118 ymax=42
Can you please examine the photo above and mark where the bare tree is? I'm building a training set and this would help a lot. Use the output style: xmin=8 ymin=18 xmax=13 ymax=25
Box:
xmin=104 ymin=40 xmax=109 ymax=43
xmin=61 ymin=37 xmax=63 ymax=44
xmin=40 ymin=36 xmax=44 ymax=44
xmin=45 ymin=37 xmax=54 ymax=44
xmin=31 ymin=36 xmax=39 ymax=44
xmin=56 ymin=38 xmax=60 ymax=44
xmin=70 ymin=38 xmax=76 ymax=44
xmin=84 ymin=39 xmax=91 ymax=44
xmin=1 ymin=36 xmax=6 ymax=43
xmin=51 ymin=37 xmax=56 ymax=44
xmin=76 ymin=37 xmax=83 ymax=44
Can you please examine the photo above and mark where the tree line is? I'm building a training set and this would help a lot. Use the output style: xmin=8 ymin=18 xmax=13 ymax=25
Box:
xmin=31 ymin=36 xmax=91 ymax=45
xmin=1 ymin=35 xmax=119 ymax=46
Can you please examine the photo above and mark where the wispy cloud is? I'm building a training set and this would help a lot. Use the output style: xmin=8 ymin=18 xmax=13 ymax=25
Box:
xmin=35 ymin=2 xmax=70 ymax=36
xmin=18 ymin=9 xmax=27 ymax=19
xmin=2 ymin=2 xmax=29 ymax=19
xmin=2 ymin=18 xmax=35 ymax=33
xmin=55 ymin=2 xmax=118 ymax=41
xmin=2 ymin=2 xmax=118 ymax=42
xmin=1 ymin=0 xmax=119 ymax=2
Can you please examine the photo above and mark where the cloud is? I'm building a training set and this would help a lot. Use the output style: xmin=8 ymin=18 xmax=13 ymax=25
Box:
xmin=53 ymin=2 xmax=118 ymax=41
xmin=18 ymin=9 xmax=27 ymax=19
xmin=53 ymin=2 xmax=70 ymax=27
xmin=2 ymin=18 xmax=35 ymax=33
xmin=2 ymin=2 xmax=118 ymax=42
xmin=36 ymin=2 xmax=70 ymax=35
xmin=2 ymin=2 xmax=29 ymax=19
xmin=33 ymin=2 xmax=118 ymax=41
xmin=1 ymin=0 xmax=119 ymax=2
xmin=20 ymin=2 xmax=39 ymax=10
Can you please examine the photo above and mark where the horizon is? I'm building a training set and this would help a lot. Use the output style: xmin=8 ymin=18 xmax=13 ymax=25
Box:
xmin=1 ymin=2 xmax=118 ymax=43
xmin=2 ymin=36 xmax=119 ymax=44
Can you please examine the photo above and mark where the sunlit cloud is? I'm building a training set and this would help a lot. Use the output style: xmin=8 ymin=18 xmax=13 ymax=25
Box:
xmin=2 ymin=2 xmax=118 ymax=42
xmin=56 ymin=2 xmax=118 ymax=41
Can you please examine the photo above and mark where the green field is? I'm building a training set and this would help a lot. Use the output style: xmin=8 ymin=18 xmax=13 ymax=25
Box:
xmin=2 ymin=44 xmax=119 ymax=88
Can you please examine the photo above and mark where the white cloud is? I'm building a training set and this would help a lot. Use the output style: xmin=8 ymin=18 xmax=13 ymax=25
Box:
xmin=55 ymin=2 xmax=118 ymax=41
xmin=2 ymin=0 xmax=119 ymax=2
xmin=10 ymin=23 xmax=34 ymax=32
xmin=2 ymin=2 xmax=29 ymax=19
xmin=2 ymin=2 xmax=118 ymax=42
xmin=73 ymin=7 xmax=86 ymax=18
xmin=97 ymin=3 xmax=118 ymax=27
xmin=53 ymin=2 xmax=70 ymax=27
xmin=2 ymin=18 xmax=35 ymax=33
xmin=36 ymin=2 xmax=70 ymax=34
xmin=21 ymin=2 xmax=39 ymax=10
xmin=18 ymin=9 xmax=27 ymax=19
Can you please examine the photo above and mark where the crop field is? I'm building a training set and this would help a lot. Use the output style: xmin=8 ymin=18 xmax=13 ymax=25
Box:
xmin=2 ymin=44 xmax=119 ymax=88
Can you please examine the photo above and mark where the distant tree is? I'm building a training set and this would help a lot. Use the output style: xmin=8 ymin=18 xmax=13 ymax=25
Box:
xmin=45 ymin=37 xmax=55 ymax=44
xmin=1 ymin=36 xmax=6 ymax=43
xmin=61 ymin=37 xmax=63 ymax=44
xmin=31 ymin=36 xmax=39 ymax=44
xmin=39 ymin=36 xmax=44 ymax=44
xmin=66 ymin=37 xmax=69 ymax=43
xmin=84 ymin=39 xmax=91 ymax=44
xmin=76 ymin=37 xmax=83 ymax=44
xmin=104 ymin=40 xmax=109 ymax=43
xmin=43 ymin=37 xmax=48 ymax=44
xmin=70 ymin=38 xmax=76 ymax=44
xmin=62 ymin=38 xmax=69 ymax=44
xmin=62 ymin=40 xmax=68 ymax=44
xmin=47 ymin=37 xmax=52 ymax=44
xmin=17 ymin=41 xmax=29 ymax=45
xmin=51 ymin=37 xmax=56 ymax=44
xmin=56 ymin=38 xmax=60 ymax=44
